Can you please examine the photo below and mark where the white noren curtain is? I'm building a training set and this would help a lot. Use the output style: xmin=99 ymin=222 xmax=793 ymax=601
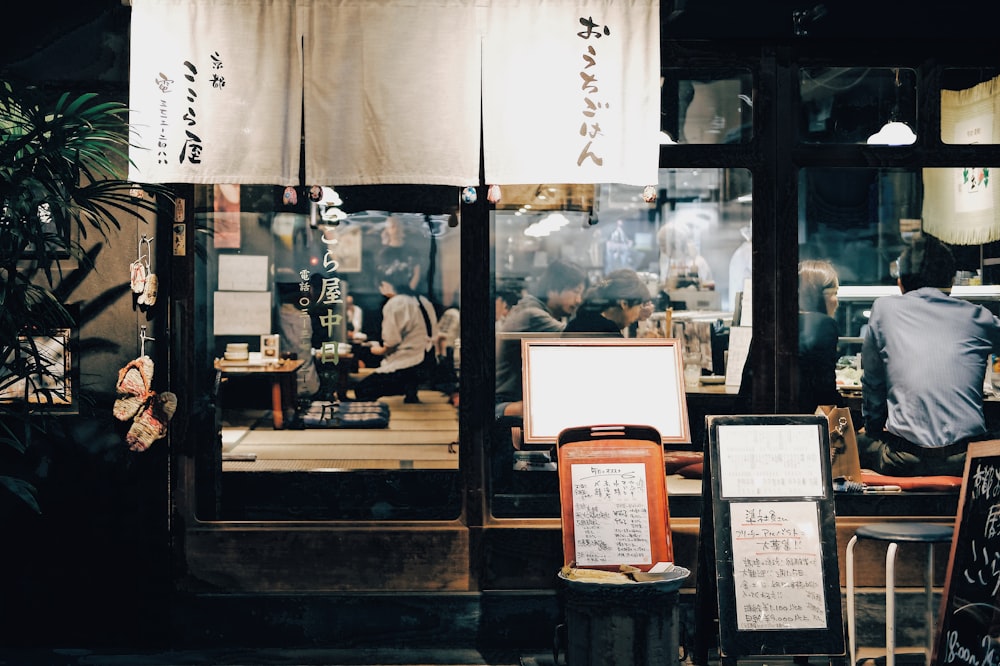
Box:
xmin=303 ymin=0 xmax=481 ymax=187
xmin=481 ymin=0 xmax=660 ymax=186
xmin=128 ymin=0 xmax=302 ymax=185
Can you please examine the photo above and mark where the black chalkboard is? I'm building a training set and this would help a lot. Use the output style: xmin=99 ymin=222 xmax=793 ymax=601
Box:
xmin=695 ymin=414 xmax=845 ymax=662
xmin=932 ymin=440 xmax=1000 ymax=666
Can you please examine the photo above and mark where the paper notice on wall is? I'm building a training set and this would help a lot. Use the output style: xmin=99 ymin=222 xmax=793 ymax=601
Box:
xmin=214 ymin=291 xmax=272 ymax=335
xmin=725 ymin=325 xmax=752 ymax=389
xmin=218 ymin=255 xmax=269 ymax=292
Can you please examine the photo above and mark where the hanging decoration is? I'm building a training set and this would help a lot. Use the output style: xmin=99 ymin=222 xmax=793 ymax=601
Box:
xmin=130 ymin=235 xmax=152 ymax=297
xmin=113 ymin=327 xmax=177 ymax=452
xmin=925 ymin=73 xmax=1000 ymax=245
xmin=136 ymin=236 xmax=158 ymax=307
xmin=487 ymin=184 xmax=502 ymax=204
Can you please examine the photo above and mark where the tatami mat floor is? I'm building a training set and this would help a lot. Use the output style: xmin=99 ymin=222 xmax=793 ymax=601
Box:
xmin=221 ymin=390 xmax=459 ymax=472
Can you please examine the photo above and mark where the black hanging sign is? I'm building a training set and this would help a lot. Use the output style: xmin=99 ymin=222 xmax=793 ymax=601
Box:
xmin=932 ymin=439 xmax=1000 ymax=666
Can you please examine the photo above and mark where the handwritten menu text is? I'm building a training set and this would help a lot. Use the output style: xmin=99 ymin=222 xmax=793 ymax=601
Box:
xmin=731 ymin=501 xmax=827 ymax=631
xmin=936 ymin=455 xmax=1000 ymax=666
xmin=571 ymin=463 xmax=651 ymax=566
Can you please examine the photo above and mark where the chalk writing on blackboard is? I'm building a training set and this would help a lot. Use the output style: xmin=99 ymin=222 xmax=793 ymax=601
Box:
xmin=936 ymin=454 xmax=1000 ymax=666
xmin=718 ymin=425 xmax=826 ymax=498
xmin=570 ymin=463 xmax=651 ymax=567
xmin=730 ymin=501 xmax=827 ymax=631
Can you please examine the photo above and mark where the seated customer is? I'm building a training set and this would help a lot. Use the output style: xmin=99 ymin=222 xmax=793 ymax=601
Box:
xmin=354 ymin=260 xmax=437 ymax=403
xmin=564 ymin=269 xmax=651 ymax=337
xmin=797 ymin=259 xmax=844 ymax=414
xmin=859 ymin=232 xmax=1000 ymax=476
xmin=495 ymin=259 xmax=586 ymax=419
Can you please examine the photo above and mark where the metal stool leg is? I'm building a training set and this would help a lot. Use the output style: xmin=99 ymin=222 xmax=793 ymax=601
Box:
xmin=925 ymin=543 xmax=935 ymax=664
xmin=886 ymin=542 xmax=899 ymax=666
xmin=847 ymin=535 xmax=859 ymax=666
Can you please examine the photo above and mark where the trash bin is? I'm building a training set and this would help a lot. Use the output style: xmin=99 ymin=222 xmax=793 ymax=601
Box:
xmin=558 ymin=567 xmax=690 ymax=666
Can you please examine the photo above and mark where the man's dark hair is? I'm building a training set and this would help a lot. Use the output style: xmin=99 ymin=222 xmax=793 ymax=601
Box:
xmin=533 ymin=259 xmax=586 ymax=299
xmin=495 ymin=278 xmax=524 ymax=308
xmin=897 ymin=232 xmax=955 ymax=292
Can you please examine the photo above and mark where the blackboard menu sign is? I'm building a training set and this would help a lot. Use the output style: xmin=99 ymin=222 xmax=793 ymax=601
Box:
xmin=933 ymin=440 xmax=1000 ymax=666
xmin=697 ymin=415 xmax=845 ymax=659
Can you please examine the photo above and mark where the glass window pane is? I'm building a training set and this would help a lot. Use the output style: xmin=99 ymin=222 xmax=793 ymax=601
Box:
xmin=661 ymin=69 xmax=753 ymax=144
xmin=799 ymin=67 xmax=917 ymax=145
xmin=193 ymin=184 xmax=462 ymax=521
xmin=797 ymin=167 xmax=1000 ymax=412
xmin=490 ymin=169 xmax=751 ymax=518
xmin=941 ymin=68 xmax=1000 ymax=145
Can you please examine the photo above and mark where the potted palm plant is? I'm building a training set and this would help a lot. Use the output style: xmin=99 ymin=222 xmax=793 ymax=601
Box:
xmin=0 ymin=79 xmax=163 ymax=513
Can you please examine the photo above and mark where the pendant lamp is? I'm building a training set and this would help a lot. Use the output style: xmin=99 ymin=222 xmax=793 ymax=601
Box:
xmin=868 ymin=69 xmax=916 ymax=146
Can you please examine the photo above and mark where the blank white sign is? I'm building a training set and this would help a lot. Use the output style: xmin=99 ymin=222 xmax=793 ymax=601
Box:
xmin=522 ymin=338 xmax=690 ymax=444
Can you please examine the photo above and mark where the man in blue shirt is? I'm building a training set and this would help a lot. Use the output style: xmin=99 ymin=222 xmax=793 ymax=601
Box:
xmin=860 ymin=233 xmax=1000 ymax=476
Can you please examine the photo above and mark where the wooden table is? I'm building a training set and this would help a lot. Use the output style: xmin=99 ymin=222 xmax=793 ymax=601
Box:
xmin=215 ymin=358 xmax=304 ymax=429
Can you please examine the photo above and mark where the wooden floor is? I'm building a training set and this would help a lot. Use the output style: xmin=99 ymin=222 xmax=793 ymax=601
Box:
xmin=221 ymin=389 xmax=459 ymax=471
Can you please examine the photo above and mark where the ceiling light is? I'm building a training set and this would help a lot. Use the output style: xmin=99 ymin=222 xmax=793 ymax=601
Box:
xmin=868 ymin=68 xmax=915 ymax=146
xmin=867 ymin=121 xmax=916 ymax=146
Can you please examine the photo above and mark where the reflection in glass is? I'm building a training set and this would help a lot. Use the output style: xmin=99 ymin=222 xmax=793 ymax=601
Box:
xmin=661 ymin=70 xmax=753 ymax=144
xmin=799 ymin=68 xmax=916 ymax=144
xmin=798 ymin=167 xmax=1000 ymax=350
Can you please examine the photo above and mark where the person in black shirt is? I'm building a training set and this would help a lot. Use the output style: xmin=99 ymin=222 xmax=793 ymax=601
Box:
xmin=797 ymin=259 xmax=843 ymax=413
xmin=564 ymin=269 xmax=651 ymax=337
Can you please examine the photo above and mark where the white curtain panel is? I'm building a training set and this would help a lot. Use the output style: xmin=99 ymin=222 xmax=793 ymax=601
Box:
xmin=481 ymin=0 xmax=660 ymax=186
xmin=924 ymin=74 xmax=1000 ymax=245
xmin=128 ymin=0 xmax=302 ymax=185
xmin=303 ymin=0 xmax=481 ymax=186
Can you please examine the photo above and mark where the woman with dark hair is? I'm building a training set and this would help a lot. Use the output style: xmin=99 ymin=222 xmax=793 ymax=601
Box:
xmin=797 ymin=259 xmax=843 ymax=413
xmin=564 ymin=269 xmax=651 ymax=336
xmin=353 ymin=260 xmax=437 ymax=403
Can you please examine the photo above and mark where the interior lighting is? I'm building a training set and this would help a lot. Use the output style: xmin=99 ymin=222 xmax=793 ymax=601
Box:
xmin=867 ymin=121 xmax=916 ymax=146
xmin=867 ymin=69 xmax=916 ymax=146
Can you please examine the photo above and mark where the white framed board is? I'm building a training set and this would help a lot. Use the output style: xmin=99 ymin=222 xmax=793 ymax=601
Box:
xmin=522 ymin=338 xmax=690 ymax=445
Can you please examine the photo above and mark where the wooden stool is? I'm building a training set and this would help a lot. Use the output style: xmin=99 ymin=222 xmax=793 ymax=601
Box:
xmin=846 ymin=522 xmax=953 ymax=666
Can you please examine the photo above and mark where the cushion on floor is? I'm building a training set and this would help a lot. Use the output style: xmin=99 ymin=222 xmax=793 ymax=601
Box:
xmin=300 ymin=400 xmax=390 ymax=429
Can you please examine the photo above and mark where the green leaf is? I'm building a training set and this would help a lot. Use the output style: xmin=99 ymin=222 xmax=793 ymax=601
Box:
xmin=0 ymin=475 xmax=41 ymax=513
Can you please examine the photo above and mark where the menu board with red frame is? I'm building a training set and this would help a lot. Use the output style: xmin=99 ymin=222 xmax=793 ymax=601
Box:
xmin=557 ymin=424 xmax=673 ymax=571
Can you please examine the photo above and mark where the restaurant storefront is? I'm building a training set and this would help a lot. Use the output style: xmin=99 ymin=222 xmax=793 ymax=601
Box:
xmin=5 ymin=0 xmax=1000 ymax=652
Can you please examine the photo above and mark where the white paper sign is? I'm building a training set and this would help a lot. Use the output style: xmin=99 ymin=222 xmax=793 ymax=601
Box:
xmin=218 ymin=255 xmax=269 ymax=292
xmin=730 ymin=501 xmax=827 ymax=631
xmin=717 ymin=424 xmax=825 ymax=498
xmin=725 ymin=326 xmax=752 ymax=389
xmin=213 ymin=291 xmax=272 ymax=335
